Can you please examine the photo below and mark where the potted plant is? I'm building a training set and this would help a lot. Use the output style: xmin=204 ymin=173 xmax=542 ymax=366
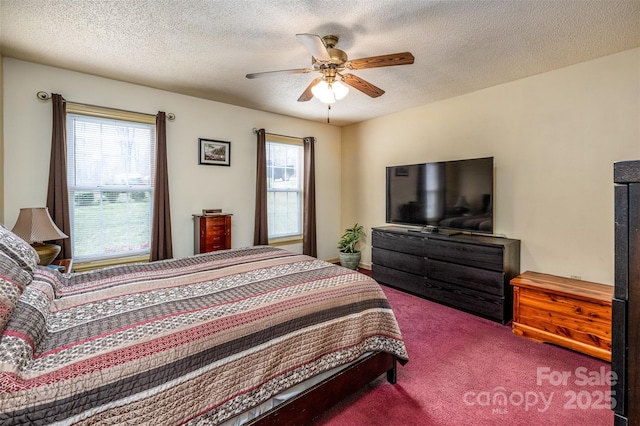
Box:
xmin=338 ymin=223 xmax=366 ymax=270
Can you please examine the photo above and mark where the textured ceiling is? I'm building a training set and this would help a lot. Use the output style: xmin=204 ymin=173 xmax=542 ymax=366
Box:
xmin=1 ymin=0 xmax=640 ymax=126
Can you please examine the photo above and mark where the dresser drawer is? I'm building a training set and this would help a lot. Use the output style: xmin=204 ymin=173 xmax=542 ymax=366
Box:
xmin=424 ymin=278 xmax=506 ymax=322
xmin=204 ymin=225 xmax=227 ymax=237
xmin=205 ymin=217 xmax=228 ymax=228
xmin=425 ymin=239 xmax=504 ymax=271
xmin=372 ymin=230 xmax=423 ymax=256
xmin=427 ymin=259 xmax=505 ymax=296
xmin=372 ymin=247 xmax=424 ymax=276
xmin=205 ymin=235 xmax=226 ymax=250
xmin=372 ymin=264 xmax=425 ymax=296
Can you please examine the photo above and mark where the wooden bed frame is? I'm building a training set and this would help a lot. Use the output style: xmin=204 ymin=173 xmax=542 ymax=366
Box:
xmin=250 ymin=352 xmax=398 ymax=425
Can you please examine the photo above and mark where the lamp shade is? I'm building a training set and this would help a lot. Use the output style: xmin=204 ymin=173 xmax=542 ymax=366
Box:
xmin=331 ymin=80 xmax=349 ymax=100
xmin=12 ymin=207 xmax=68 ymax=243
xmin=311 ymin=80 xmax=350 ymax=104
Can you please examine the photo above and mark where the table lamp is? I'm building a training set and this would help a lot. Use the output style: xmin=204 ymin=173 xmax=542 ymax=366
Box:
xmin=11 ymin=207 xmax=68 ymax=265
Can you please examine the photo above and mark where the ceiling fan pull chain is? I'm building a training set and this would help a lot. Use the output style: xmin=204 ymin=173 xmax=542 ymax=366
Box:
xmin=327 ymin=104 xmax=331 ymax=124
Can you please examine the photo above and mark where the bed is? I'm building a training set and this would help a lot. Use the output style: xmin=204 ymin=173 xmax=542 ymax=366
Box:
xmin=0 ymin=224 xmax=408 ymax=425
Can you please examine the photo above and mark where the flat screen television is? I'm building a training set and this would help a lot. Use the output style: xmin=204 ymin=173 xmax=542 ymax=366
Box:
xmin=386 ymin=157 xmax=494 ymax=233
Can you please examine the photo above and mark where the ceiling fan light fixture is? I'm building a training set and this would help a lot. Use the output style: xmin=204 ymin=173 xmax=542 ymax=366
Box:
xmin=311 ymin=80 xmax=349 ymax=104
xmin=311 ymin=80 xmax=334 ymax=103
xmin=332 ymin=80 xmax=349 ymax=100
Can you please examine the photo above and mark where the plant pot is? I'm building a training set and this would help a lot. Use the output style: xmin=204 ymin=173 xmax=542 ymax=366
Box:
xmin=339 ymin=252 xmax=361 ymax=270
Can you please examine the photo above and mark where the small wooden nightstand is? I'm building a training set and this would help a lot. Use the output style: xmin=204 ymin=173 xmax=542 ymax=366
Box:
xmin=511 ymin=271 xmax=613 ymax=361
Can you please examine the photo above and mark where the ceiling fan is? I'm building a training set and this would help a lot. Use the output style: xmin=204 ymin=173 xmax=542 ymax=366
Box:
xmin=246 ymin=33 xmax=415 ymax=104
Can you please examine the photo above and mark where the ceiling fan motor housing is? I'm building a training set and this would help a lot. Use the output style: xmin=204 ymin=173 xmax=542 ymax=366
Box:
xmin=327 ymin=48 xmax=348 ymax=65
xmin=322 ymin=35 xmax=339 ymax=48
xmin=321 ymin=35 xmax=348 ymax=65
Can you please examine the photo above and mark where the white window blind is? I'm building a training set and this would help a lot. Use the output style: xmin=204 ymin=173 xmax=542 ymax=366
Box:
xmin=66 ymin=109 xmax=156 ymax=262
xmin=266 ymin=138 xmax=304 ymax=240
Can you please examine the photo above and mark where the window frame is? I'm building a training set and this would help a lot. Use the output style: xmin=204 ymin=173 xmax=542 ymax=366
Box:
xmin=66 ymin=103 xmax=157 ymax=265
xmin=265 ymin=135 xmax=304 ymax=244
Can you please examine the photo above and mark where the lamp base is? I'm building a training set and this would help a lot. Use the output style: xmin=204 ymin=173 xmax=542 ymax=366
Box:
xmin=32 ymin=243 xmax=61 ymax=266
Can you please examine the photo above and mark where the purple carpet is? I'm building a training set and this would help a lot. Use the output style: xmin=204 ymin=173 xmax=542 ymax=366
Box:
xmin=315 ymin=285 xmax=614 ymax=425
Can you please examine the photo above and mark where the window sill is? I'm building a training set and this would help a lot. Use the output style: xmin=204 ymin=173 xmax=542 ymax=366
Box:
xmin=269 ymin=237 xmax=303 ymax=247
xmin=72 ymin=254 xmax=149 ymax=272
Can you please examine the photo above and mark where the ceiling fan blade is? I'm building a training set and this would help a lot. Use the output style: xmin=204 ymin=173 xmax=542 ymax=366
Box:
xmin=341 ymin=73 xmax=385 ymax=98
xmin=246 ymin=68 xmax=313 ymax=79
xmin=296 ymin=33 xmax=331 ymax=62
xmin=346 ymin=52 xmax=415 ymax=70
xmin=298 ymin=77 xmax=323 ymax=102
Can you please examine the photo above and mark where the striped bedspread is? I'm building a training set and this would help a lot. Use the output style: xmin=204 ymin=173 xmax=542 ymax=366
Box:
xmin=0 ymin=246 xmax=408 ymax=425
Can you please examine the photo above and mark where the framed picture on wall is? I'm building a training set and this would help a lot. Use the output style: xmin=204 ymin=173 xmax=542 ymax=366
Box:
xmin=199 ymin=139 xmax=231 ymax=166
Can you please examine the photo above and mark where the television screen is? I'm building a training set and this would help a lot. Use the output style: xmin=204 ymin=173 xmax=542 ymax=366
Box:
xmin=386 ymin=157 xmax=494 ymax=233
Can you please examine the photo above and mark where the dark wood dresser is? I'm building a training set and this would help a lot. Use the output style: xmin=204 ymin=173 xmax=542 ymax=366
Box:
xmin=371 ymin=226 xmax=520 ymax=324
xmin=613 ymin=160 xmax=640 ymax=426
xmin=193 ymin=214 xmax=232 ymax=254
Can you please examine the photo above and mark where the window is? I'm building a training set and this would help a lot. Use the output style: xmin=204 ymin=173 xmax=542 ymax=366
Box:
xmin=266 ymin=136 xmax=304 ymax=241
xmin=66 ymin=105 xmax=156 ymax=262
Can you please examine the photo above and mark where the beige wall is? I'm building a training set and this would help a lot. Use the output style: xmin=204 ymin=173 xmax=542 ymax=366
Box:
xmin=2 ymin=58 xmax=342 ymax=261
xmin=4 ymin=48 xmax=640 ymax=283
xmin=342 ymin=48 xmax=640 ymax=285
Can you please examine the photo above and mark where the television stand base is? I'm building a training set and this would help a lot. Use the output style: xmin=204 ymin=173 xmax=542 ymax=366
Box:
xmin=407 ymin=226 xmax=460 ymax=236
xmin=372 ymin=226 xmax=521 ymax=324
xmin=434 ymin=229 xmax=462 ymax=236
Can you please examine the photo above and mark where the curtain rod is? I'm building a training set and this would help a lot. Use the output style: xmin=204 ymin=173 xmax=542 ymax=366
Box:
xmin=36 ymin=91 xmax=175 ymax=121
xmin=251 ymin=128 xmax=304 ymax=140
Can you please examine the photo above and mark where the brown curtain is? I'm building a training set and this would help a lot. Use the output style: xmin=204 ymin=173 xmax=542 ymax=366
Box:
xmin=46 ymin=93 xmax=72 ymax=260
xmin=253 ymin=128 xmax=269 ymax=245
xmin=150 ymin=111 xmax=173 ymax=261
xmin=303 ymin=137 xmax=317 ymax=257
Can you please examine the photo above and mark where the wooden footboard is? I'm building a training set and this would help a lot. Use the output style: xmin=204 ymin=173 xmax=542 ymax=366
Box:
xmin=249 ymin=352 xmax=397 ymax=425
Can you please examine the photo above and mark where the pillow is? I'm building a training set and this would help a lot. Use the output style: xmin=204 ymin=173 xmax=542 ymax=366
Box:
xmin=0 ymin=223 xmax=38 ymax=334
xmin=0 ymin=223 xmax=39 ymax=276
xmin=0 ymin=253 xmax=33 ymax=333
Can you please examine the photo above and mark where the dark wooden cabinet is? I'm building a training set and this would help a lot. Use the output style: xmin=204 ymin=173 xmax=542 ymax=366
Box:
xmin=613 ymin=160 xmax=640 ymax=426
xmin=193 ymin=214 xmax=232 ymax=254
xmin=371 ymin=226 xmax=520 ymax=324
